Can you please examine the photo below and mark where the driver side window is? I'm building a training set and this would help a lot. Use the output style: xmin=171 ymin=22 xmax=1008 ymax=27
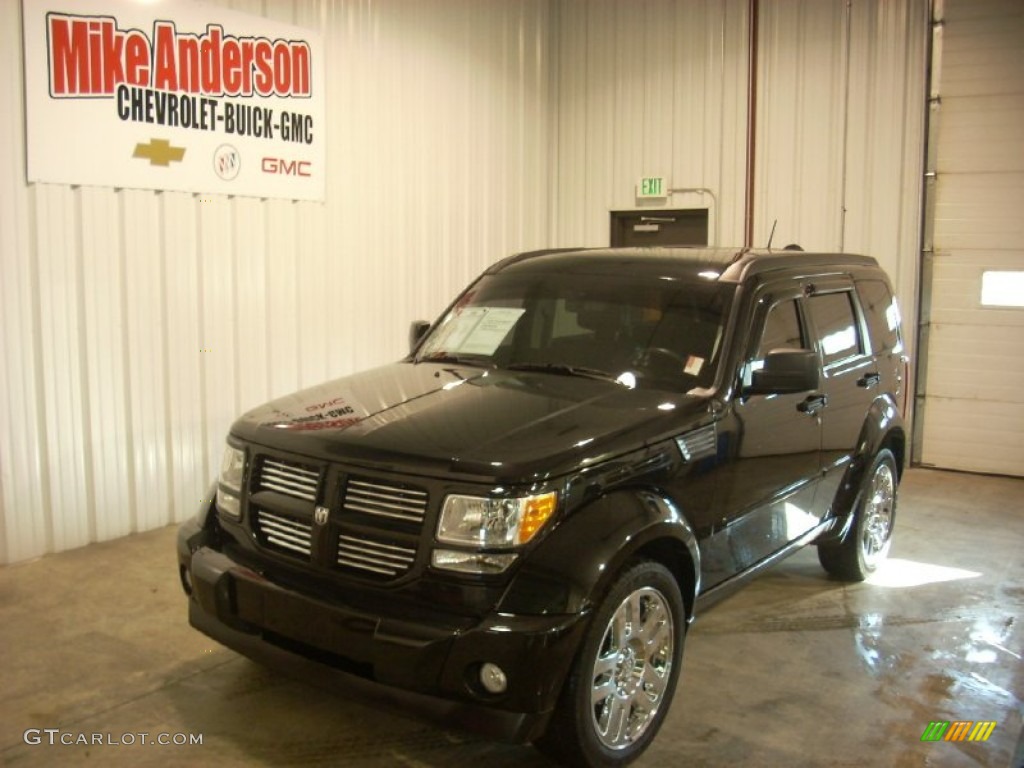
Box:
xmin=757 ymin=299 xmax=807 ymax=359
xmin=743 ymin=299 xmax=807 ymax=387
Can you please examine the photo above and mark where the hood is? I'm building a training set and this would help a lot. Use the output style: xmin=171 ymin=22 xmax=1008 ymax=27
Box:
xmin=232 ymin=361 xmax=710 ymax=481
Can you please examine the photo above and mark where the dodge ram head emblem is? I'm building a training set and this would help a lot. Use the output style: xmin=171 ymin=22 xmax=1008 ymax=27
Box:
xmin=314 ymin=506 xmax=329 ymax=525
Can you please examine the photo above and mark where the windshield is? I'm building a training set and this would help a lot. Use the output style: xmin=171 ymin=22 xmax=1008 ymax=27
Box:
xmin=416 ymin=270 xmax=735 ymax=392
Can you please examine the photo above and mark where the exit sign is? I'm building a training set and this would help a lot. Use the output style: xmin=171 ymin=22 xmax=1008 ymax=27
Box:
xmin=637 ymin=177 xmax=668 ymax=199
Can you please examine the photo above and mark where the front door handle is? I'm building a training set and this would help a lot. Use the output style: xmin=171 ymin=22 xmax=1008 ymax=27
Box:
xmin=857 ymin=372 xmax=881 ymax=388
xmin=797 ymin=394 xmax=828 ymax=416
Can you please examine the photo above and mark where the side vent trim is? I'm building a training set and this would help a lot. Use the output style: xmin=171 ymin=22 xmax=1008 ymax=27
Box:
xmin=675 ymin=424 xmax=717 ymax=463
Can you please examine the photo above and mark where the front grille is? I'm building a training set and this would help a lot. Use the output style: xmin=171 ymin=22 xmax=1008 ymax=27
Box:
xmin=247 ymin=453 xmax=427 ymax=580
xmin=343 ymin=477 xmax=428 ymax=523
xmin=255 ymin=509 xmax=313 ymax=558
xmin=257 ymin=457 xmax=320 ymax=502
xmin=337 ymin=533 xmax=417 ymax=578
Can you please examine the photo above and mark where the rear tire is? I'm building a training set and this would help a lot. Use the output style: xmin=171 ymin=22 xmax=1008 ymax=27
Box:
xmin=818 ymin=448 xmax=898 ymax=581
xmin=534 ymin=561 xmax=685 ymax=767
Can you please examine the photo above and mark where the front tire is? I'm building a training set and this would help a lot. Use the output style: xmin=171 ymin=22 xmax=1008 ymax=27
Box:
xmin=535 ymin=561 xmax=685 ymax=767
xmin=818 ymin=448 xmax=898 ymax=581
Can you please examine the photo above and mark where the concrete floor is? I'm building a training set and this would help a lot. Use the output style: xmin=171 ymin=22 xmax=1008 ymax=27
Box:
xmin=1 ymin=467 xmax=1022 ymax=768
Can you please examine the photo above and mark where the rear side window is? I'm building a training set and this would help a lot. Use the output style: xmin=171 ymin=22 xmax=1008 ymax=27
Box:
xmin=807 ymin=291 xmax=862 ymax=366
xmin=856 ymin=280 xmax=903 ymax=354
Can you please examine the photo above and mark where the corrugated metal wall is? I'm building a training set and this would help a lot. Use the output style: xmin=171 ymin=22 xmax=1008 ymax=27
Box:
xmin=758 ymin=0 xmax=926 ymax=306
xmin=553 ymin=0 xmax=926 ymax=328
xmin=918 ymin=0 xmax=1024 ymax=476
xmin=0 ymin=0 xmax=554 ymax=564
xmin=552 ymin=0 xmax=752 ymax=247
xmin=1 ymin=0 xmax=932 ymax=564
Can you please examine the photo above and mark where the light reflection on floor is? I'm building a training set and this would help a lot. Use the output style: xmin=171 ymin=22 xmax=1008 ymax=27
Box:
xmin=865 ymin=557 xmax=982 ymax=588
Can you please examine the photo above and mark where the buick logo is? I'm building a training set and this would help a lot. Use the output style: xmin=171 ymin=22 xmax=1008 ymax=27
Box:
xmin=213 ymin=144 xmax=240 ymax=180
xmin=314 ymin=506 xmax=329 ymax=525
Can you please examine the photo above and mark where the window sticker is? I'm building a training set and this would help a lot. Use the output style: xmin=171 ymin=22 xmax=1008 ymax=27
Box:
xmin=424 ymin=307 xmax=526 ymax=357
xmin=684 ymin=355 xmax=704 ymax=376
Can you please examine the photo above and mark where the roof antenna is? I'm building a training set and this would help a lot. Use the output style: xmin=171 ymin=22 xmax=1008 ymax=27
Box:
xmin=766 ymin=219 xmax=778 ymax=251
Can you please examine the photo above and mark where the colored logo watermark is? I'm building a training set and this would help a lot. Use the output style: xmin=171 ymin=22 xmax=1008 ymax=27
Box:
xmin=921 ymin=721 xmax=996 ymax=742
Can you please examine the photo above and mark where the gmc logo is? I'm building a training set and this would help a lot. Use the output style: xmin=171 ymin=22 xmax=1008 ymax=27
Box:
xmin=262 ymin=158 xmax=311 ymax=176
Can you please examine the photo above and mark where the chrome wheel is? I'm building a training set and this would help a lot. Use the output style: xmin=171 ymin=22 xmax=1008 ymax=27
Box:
xmin=860 ymin=462 xmax=895 ymax=565
xmin=590 ymin=586 xmax=674 ymax=750
xmin=818 ymin=449 xmax=899 ymax=581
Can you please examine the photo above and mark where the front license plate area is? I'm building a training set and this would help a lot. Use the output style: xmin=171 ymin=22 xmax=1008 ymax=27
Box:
xmin=234 ymin=574 xmax=378 ymax=661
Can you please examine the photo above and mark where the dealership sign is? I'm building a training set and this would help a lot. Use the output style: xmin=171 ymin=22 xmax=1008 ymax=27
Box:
xmin=22 ymin=0 xmax=325 ymax=201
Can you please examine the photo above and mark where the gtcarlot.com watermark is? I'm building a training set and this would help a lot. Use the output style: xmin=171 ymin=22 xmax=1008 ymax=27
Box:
xmin=24 ymin=729 xmax=203 ymax=747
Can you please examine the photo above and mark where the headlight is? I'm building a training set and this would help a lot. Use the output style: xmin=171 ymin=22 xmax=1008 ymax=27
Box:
xmin=215 ymin=443 xmax=246 ymax=519
xmin=436 ymin=491 xmax=557 ymax=548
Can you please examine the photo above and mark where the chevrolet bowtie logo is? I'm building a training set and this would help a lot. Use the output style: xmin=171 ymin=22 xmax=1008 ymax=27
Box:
xmin=133 ymin=138 xmax=185 ymax=166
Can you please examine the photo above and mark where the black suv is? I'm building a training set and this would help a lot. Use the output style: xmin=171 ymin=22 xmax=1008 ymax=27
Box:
xmin=178 ymin=247 xmax=907 ymax=767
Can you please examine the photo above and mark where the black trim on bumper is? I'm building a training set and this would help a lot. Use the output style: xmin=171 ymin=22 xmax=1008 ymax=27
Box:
xmin=178 ymin=537 xmax=588 ymax=734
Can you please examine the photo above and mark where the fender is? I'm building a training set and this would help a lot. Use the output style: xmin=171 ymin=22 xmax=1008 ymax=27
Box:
xmin=498 ymin=489 xmax=701 ymax=619
xmin=816 ymin=394 xmax=905 ymax=545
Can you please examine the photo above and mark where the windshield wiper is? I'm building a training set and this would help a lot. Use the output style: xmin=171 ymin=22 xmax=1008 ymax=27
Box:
xmin=505 ymin=362 xmax=617 ymax=382
xmin=416 ymin=353 xmax=494 ymax=368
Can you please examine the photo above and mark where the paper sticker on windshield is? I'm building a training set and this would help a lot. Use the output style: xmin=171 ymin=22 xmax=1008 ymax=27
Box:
xmin=425 ymin=307 xmax=525 ymax=357
xmin=684 ymin=355 xmax=704 ymax=376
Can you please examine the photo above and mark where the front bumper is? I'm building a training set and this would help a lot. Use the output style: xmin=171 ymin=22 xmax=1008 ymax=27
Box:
xmin=177 ymin=517 xmax=587 ymax=734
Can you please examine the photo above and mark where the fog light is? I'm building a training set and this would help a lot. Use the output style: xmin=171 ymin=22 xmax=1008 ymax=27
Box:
xmin=479 ymin=662 xmax=508 ymax=694
xmin=432 ymin=549 xmax=517 ymax=574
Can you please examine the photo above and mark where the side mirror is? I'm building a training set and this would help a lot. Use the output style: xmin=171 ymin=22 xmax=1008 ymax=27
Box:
xmin=409 ymin=320 xmax=431 ymax=353
xmin=746 ymin=349 xmax=819 ymax=395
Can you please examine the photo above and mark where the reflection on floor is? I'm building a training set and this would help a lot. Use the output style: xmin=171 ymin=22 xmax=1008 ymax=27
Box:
xmin=1 ymin=468 xmax=1022 ymax=767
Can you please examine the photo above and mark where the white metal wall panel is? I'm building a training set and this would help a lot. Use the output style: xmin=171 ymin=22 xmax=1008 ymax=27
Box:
xmin=920 ymin=0 xmax=1024 ymax=475
xmin=0 ymin=0 xmax=554 ymax=564
xmin=162 ymin=192 xmax=207 ymax=536
xmin=757 ymin=0 xmax=927 ymax=331
xmin=553 ymin=1 xmax=925 ymax=278
xmin=0 ymin=0 xmax=45 ymax=561
xmin=756 ymin=1 xmax=848 ymax=249
xmin=553 ymin=0 xmax=925 ymax=368
xmin=35 ymin=184 xmax=91 ymax=553
xmin=80 ymin=188 xmax=133 ymax=543
xmin=837 ymin=0 xmax=928 ymax=316
xmin=552 ymin=0 xmax=752 ymax=247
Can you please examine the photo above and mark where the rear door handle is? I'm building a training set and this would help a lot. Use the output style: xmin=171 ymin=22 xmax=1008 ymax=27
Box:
xmin=797 ymin=394 xmax=828 ymax=415
xmin=857 ymin=372 xmax=881 ymax=388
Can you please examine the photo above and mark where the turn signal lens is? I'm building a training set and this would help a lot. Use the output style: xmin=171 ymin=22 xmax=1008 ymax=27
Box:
xmin=518 ymin=492 xmax=557 ymax=545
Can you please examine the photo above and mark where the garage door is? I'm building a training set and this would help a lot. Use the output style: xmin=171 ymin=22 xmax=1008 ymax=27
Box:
xmin=918 ymin=0 xmax=1024 ymax=476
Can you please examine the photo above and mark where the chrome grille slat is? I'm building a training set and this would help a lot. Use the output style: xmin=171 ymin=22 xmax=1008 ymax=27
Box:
xmin=343 ymin=503 xmax=421 ymax=522
xmin=343 ymin=477 xmax=428 ymax=523
xmin=261 ymin=472 xmax=317 ymax=494
xmin=259 ymin=521 xmax=311 ymax=547
xmin=262 ymin=463 xmax=319 ymax=481
xmin=347 ymin=493 xmax=424 ymax=512
xmin=339 ymin=550 xmax=411 ymax=569
xmin=256 ymin=510 xmax=313 ymax=557
xmin=258 ymin=458 xmax=320 ymax=501
xmin=348 ymin=481 xmax=427 ymax=503
xmin=337 ymin=533 xmax=416 ymax=577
